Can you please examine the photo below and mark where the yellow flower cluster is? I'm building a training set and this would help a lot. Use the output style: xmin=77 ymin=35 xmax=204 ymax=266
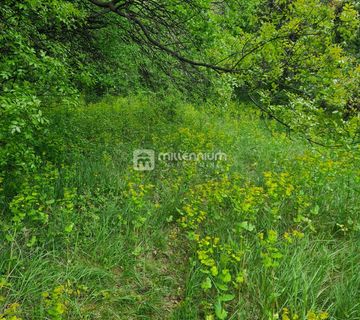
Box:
xmin=234 ymin=184 xmax=264 ymax=214
xmin=42 ymin=281 xmax=88 ymax=319
xmin=307 ymin=310 xmax=329 ymax=320
xmin=179 ymin=205 xmax=207 ymax=229
xmin=281 ymin=308 xmax=329 ymax=320
xmin=174 ymin=168 xmax=317 ymax=317
xmin=264 ymin=171 xmax=295 ymax=198
xmin=0 ymin=303 xmax=22 ymax=320
xmin=283 ymin=229 xmax=305 ymax=243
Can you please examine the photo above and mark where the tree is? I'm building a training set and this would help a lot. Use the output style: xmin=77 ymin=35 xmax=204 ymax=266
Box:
xmin=88 ymin=0 xmax=360 ymax=145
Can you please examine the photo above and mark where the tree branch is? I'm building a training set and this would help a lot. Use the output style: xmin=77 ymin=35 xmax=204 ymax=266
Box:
xmin=89 ymin=0 xmax=241 ymax=73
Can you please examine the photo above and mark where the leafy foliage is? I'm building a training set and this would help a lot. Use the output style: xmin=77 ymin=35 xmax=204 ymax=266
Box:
xmin=1 ymin=1 xmax=360 ymax=319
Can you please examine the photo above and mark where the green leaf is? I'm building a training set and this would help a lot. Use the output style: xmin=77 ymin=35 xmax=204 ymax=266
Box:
xmin=220 ymin=269 xmax=232 ymax=283
xmin=201 ymin=277 xmax=212 ymax=290
xmin=218 ymin=294 xmax=235 ymax=302
xmin=216 ymin=283 xmax=229 ymax=291
xmin=46 ymin=199 xmax=55 ymax=205
xmin=64 ymin=223 xmax=74 ymax=233
xmin=238 ymin=221 xmax=255 ymax=232
xmin=214 ymin=300 xmax=228 ymax=320
xmin=26 ymin=235 xmax=37 ymax=247
xmin=5 ymin=234 xmax=14 ymax=242
xmin=311 ymin=205 xmax=320 ymax=215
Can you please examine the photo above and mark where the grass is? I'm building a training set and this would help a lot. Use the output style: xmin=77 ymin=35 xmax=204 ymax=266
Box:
xmin=1 ymin=94 xmax=360 ymax=319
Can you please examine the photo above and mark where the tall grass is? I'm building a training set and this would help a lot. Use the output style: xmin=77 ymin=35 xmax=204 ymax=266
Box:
xmin=1 ymin=95 xmax=359 ymax=319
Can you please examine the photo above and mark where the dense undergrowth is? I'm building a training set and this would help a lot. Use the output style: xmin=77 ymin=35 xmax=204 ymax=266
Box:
xmin=1 ymin=95 xmax=360 ymax=319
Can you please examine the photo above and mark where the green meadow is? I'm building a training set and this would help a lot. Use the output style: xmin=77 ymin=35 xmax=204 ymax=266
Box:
xmin=2 ymin=96 xmax=359 ymax=319
xmin=1 ymin=1 xmax=360 ymax=319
